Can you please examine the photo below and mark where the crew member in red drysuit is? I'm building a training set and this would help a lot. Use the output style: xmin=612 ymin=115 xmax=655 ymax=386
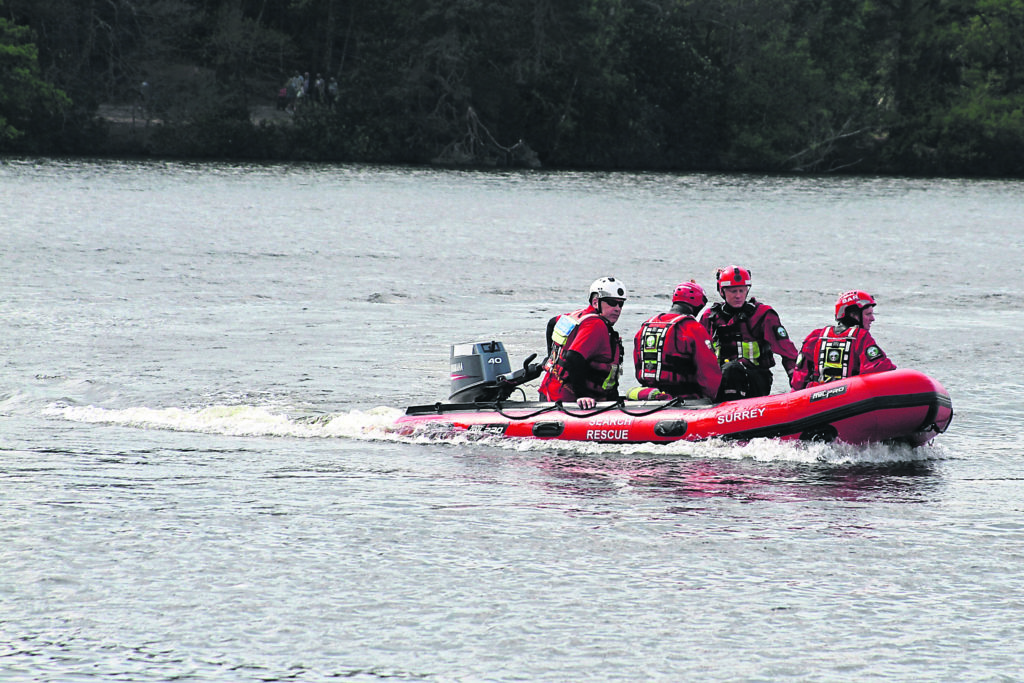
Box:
xmin=791 ymin=290 xmax=896 ymax=390
xmin=539 ymin=277 xmax=626 ymax=409
xmin=628 ymin=280 xmax=721 ymax=401
xmin=700 ymin=265 xmax=798 ymax=400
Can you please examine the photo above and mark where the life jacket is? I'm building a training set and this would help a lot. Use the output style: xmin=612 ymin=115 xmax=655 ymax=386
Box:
xmin=705 ymin=300 xmax=773 ymax=368
xmin=807 ymin=325 xmax=858 ymax=385
xmin=542 ymin=309 xmax=587 ymax=374
xmin=634 ymin=314 xmax=699 ymax=393
xmin=545 ymin=312 xmax=622 ymax=398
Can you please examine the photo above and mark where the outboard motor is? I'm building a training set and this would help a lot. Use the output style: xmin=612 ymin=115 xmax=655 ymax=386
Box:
xmin=450 ymin=341 xmax=512 ymax=402
xmin=449 ymin=340 xmax=542 ymax=403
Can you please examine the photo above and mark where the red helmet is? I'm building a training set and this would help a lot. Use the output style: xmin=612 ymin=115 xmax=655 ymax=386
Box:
xmin=672 ymin=280 xmax=708 ymax=308
xmin=835 ymin=290 xmax=877 ymax=320
xmin=716 ymin=265 xmax=752 ymax=296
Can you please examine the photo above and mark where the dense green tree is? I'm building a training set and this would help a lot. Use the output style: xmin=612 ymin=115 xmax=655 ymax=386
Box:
xmin=0 ymin=8 xmax=70 ymax=147
xmin=931 ymin=0 xmax=1024 ymax=172
xmin=684 ymin=0 xmax=882 ymax=170
xmin=616 ymin=2 xmax=722 ymax=168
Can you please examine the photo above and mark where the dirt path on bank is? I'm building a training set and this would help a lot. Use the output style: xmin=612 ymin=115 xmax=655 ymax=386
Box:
xmin=97 ymin=103 xmax=291 ymax=127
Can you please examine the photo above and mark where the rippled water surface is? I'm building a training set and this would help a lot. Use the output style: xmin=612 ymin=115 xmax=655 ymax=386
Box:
xmin=2 ymin=158 xmax=1024 ymax=681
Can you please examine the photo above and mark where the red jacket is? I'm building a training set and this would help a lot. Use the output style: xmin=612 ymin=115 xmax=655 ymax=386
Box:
xmin=790 ymin=324 xmax=896 ymax=390
xmin=539 ymin=312 xmax=622 ymax=402
xmin=633 ymin=313 xmax=722 ymax=399
xmin=700 ymin=300 xmax=798 ymax=377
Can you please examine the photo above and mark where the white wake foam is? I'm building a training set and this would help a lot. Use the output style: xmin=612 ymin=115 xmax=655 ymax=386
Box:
xmin=44 ymin=403 xmax=406 ymax=440
xmin=43 ymin=402 xmax=947 ymax=463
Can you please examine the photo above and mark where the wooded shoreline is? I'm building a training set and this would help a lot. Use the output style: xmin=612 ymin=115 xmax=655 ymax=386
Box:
xmin=4 ymin=0 xmax=1023 ymax=176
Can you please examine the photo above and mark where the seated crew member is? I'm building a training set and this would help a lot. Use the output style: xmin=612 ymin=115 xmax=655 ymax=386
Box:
xmin=700 ymin=265 xmax=798 ymax=401
xmin=539 ymin=277 xmax=626 ymax=409
xmin=791 ymin=290 xmax=896 ymax=390
xmin=628 ymin=280 xmax=722 ymax=401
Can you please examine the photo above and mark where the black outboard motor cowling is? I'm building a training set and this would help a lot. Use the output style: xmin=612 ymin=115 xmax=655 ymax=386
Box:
xmin=449 ymin=341 xmax=513 ymax=402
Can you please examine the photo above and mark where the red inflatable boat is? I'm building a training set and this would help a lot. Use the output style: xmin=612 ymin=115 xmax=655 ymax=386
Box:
xmin=394 ymin=341 xmax=953 ymax=447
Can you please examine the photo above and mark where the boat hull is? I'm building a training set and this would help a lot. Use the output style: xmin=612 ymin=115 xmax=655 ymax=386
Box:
xmin=395 ymin=369 xmax=953 ymax=447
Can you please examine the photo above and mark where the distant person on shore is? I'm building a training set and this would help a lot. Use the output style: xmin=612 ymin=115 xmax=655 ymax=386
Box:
xmin=700 ymin=265 xmax=798 ymax=400
xmin=328 ymin=77 xmax=339 ymax=108
xmin=285 ymin=73 xmax=300 ymax=112
xmin=314 ymin=74 xmax=326 ymax=103
xmin=790 ymin=290 xmax=896 ymax=390
xmin=539 ymin=277 xmax=626 ymax=409
xmin=628 ymin=280 xmax=721 ymax=401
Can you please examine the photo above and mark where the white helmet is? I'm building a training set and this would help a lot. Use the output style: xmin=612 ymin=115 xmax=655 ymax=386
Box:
xmin=589 ymin=276 xmax=627 ymax=301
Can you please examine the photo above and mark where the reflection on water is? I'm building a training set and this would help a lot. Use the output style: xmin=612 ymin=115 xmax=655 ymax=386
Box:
xmin=530 ymin=452 xmax=939 ymax=504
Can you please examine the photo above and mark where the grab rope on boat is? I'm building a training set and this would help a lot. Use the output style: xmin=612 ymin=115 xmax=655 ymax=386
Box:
xmin=461 ymin=397 xmax=692 ymax=421
xmin=493 ymin=402 xmax=564 ymax=420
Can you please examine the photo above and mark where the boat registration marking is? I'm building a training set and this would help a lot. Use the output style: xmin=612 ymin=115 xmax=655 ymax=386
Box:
xmin=716 ymin=407 xmax=767 ymax=424
xmin=467 ymin=424 xmax=508 ymax=435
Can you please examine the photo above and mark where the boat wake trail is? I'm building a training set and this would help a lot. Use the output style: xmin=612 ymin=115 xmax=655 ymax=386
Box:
xmin=43 ymin=403 xmax=407 ymax=441
xmin=43 ymin=402 xmax=948 ymax=465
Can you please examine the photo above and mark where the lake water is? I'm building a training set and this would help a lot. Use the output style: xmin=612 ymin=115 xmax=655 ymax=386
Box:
xmin=2 ymin=158 xmax=1023 ymax=681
